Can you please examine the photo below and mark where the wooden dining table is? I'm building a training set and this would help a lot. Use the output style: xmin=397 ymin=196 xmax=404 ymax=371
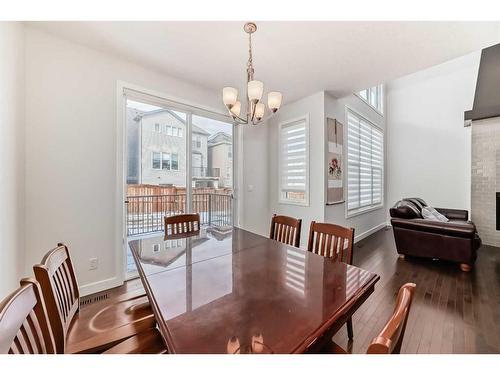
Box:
xmin=129 ymin=226 xmax=380 ymax=354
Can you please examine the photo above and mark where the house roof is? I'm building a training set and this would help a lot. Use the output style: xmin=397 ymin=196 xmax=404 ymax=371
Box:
xmin=137 ymin=108 xmax=210 ymax=136
xmin=208 ymin=131 xmax=232 ymax=146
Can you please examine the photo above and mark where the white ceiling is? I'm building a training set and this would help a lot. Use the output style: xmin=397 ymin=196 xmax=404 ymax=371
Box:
xmin=28 ymin=21 xmax=500 ymax=102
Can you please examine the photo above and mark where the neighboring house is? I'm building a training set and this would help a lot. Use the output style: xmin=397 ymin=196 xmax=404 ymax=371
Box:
xmin=208 ymin=132 xmax=233 ymax=188
xmin=127 ymin=107 xmax=216 ymax=187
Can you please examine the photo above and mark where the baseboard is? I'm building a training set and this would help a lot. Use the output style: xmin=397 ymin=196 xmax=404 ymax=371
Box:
xmin=354 ymin=222 xmax=389 ymax=243
xmin=79 ymin=276 xmax=123 ymax=297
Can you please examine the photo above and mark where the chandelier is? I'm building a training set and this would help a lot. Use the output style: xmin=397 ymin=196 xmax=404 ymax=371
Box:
xmin=222 ymin=22 xmax=283 ymax=125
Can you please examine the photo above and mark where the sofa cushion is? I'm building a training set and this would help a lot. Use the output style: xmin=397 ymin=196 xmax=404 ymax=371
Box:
xmin=403 ymin=197 xmax=427 ymax=212
xmin=390 ymin=200 xmax=423 ymax=219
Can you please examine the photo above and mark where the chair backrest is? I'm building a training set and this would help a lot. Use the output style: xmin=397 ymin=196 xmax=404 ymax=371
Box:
xmin=164 ymin=213 xmax=200 ymax=237
xmin=367 ymin=283 xmax=416 ymax=354
xmin=269 ymin=214 xmax=302 ymax=248
xmin=33 ymin=243 xmax=80 ymax=353
xmin=0 ymin=278 xmax=56 ymax=354
xmin=307 ymin=221 xmax=354 ymax=264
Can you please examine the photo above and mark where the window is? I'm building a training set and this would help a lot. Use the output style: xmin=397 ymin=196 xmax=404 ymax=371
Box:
xmin=161 ymin=152 xmax=171 ymax=170
xmin=228 ymin=150 xmax=232 ymax=158
xmin=178 ymin=128 xmax=183 ymax=137
xmin=346 ymin=109 xmax=383 ymax=216
xmin=154 ymin=123 xmax=160 ymax=132
xmin=357 ymin=85 xmax=383 ymax=113
xmin=279 ymin=116 xmax=309 ymax=205
xmin=166 ymin=126 xmax=172 ymax=136
xmin=152 ymin=152 xmax=161 ymax=169
xmin=172 ymin=127 xmax=178 ymax=137
xmin=192 ymin=136 xmax=201 ymax=149
xmin=171 ymin=153 xmax=179 ymax=170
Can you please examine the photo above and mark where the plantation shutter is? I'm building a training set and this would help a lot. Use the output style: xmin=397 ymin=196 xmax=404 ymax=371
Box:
xmin=347 ymin=110 xmax=383 ymax=212
xmin=280 ymin=118 xmax=308 ymax=193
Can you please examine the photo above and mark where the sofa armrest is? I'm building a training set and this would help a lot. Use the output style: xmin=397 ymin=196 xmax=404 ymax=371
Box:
xmin=434 ymin=207 xmax=468 ymax=221
xmin=391 ymin=218 xmax=476 ymax=239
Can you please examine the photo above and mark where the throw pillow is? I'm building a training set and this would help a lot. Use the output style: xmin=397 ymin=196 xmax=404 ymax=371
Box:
xmin=422 ymin=206 xmax=449 ymax=222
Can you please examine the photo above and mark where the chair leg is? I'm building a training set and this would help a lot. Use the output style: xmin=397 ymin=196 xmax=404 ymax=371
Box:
xmin=346 ymin=317 xmax=354 ymax=340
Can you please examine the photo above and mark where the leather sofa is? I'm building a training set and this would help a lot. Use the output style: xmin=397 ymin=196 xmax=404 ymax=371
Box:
xmin=390 ymin=198 xmax=481 ymax=272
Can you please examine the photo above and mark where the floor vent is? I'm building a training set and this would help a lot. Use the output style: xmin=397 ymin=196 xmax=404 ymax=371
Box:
xmin=80 ymin=293 xmax=110 ymax=307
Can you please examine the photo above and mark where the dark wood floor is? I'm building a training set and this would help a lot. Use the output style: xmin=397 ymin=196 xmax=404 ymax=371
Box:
xmin=95 ymin=228 xmax=500 ymax=354
xmin=332 ymin=227 xmax=500 ymax=354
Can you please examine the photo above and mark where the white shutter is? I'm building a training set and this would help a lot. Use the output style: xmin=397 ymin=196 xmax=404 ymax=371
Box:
xmin=347 ymin=110 xmax=384 ymax=213
xmin=279 ymin=117 xmax=308 ymax=203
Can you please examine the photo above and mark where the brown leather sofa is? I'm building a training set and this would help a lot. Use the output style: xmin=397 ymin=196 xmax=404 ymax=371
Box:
xmin=390 ymin=198 xmax=481 ymax=272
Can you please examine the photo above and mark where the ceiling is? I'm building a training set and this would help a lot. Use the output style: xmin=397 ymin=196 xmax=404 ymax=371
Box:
xmin=28 ymin=21 xmax=500 ymax=102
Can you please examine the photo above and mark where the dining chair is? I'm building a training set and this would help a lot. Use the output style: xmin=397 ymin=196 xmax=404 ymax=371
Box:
xmin=307 ymin=221 xmax=355 ymax=339
xmin=164 ymin=213 xmax=201 ymax=237
xmin=269 ymin=214 xmax=302 ymax=248
xmin=0 ymin=278 xmax=56 ymax=354
xmin=102 ymin=327 xmax=166 ymax=354
xmin=328 ymin=283 xmax=416 ymax=354
xmin=33 ymin=243 xmax=155 ymax=353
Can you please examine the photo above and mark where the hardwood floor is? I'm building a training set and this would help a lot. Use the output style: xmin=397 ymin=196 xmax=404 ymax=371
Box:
xmin=332 ymin=227 xmax=500 ymax=354
xmin=89 ymin=227 xmax=500 ymax=354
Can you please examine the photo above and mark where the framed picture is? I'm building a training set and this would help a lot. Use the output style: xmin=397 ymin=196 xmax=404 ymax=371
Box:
xmin=326 ymin=118 xmax=344 ymax=205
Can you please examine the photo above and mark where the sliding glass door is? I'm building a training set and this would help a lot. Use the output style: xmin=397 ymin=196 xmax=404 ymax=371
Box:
xmin=123 ymin=89 xmax=234 ymax=277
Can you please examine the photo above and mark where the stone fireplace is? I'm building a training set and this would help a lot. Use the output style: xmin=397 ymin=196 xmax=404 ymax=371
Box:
xmin=471 ymin=117 xmax=500 ymax=247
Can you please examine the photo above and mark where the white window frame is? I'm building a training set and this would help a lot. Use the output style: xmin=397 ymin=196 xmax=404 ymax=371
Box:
xmin=171 ymin=153 xmax=179 ymax=171
xmin=161 ymin=152 xmax=171 ymax=170
xmin=154 ymin=123 xmax=161 ymax=132
xmin=355 ymin=85 xmax=384 ymax=115
xmin=345 ymin=107 xmax=384 ymax=218
xmin=152 ymin=151 xmax=161 ymax=170
xmin=278 ymin=114 xmax=310 ymax=207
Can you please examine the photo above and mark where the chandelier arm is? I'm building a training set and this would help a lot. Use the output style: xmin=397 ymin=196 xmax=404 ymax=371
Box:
xmin=228 ymin=111 xmax=249 ymax=124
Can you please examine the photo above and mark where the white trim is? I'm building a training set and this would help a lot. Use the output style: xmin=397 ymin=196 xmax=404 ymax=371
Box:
xmin=354 ymin=222 xmax=388 ymax=243
xmin=79 ymin=276 xmax=123 ymax=297
xmin=278 ymin=114 xmax=310 ymax=207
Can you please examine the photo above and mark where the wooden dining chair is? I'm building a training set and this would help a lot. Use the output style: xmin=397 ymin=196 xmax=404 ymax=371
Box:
xmin=269 ymin=214 xmax=302 ymax=248
xmin=328 ymin=283 xmax=416 ymax=354
xmin=33 ymin=243 xmax=155 ymax=353
xmin=307 ymin=221 xmax=355 ymax=339
xmin=102 ymin=327 xmax=166 ymax=354
xmin=307 ymin=221 xmax=355 ymax=263
xmin=0 ymin=278 xmax=56 ymax=354
xmin=164 ymin=213 xmax=200 ymax=237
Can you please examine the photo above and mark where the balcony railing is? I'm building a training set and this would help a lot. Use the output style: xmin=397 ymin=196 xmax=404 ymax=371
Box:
xmin=192 ymin=167 xmax=221 ymax=178
xmin=126 ymin=193 xmax=232 ymax=236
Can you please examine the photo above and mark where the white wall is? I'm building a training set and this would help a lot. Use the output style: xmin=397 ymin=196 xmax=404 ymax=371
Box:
xmin=24 ymin=27 xmax=223 ymax=295
xmin=324 ymin=93 xmax=388 ymax=241
xmin=268 ymin=92 xmax=326 ymax=248
xmin=386 ymin=52 xmax=480 ymax=215
xmin=0 ymin=23 xmax=25 ymax=299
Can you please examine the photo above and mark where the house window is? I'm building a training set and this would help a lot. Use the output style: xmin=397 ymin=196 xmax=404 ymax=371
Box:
xmin=172 ymin=127 xmax=178 ymax=137
xmin=152 ymin=152 xmax=161 ymax=169
xmin=161 ymin=152 xmax=171 ymax=170
xmin=192 ymin=136 xmax=201 ymax=149
xmin=178 ymin=128 xmax=183 ymax=137
xmin=346 ymin=109 xmax=383 ymax=216
xmin=279 ymin=116 xmax=309 ymax=205
xmin=171 ymin=153 xmax=179 ymax=170
xmin=228 ymin=150 xmax=232 ymax=158
xmin=357 ymin=85 xmax=383 ymax=113
xmin=154 ymin=123 xmax=160 ymax=132
xmin=166 ymin=126 xmax=172 ymax=136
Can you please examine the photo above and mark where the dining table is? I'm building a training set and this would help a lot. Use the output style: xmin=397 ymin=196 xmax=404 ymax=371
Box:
xmin=129 ymin=225 xmax=380 ymax=354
